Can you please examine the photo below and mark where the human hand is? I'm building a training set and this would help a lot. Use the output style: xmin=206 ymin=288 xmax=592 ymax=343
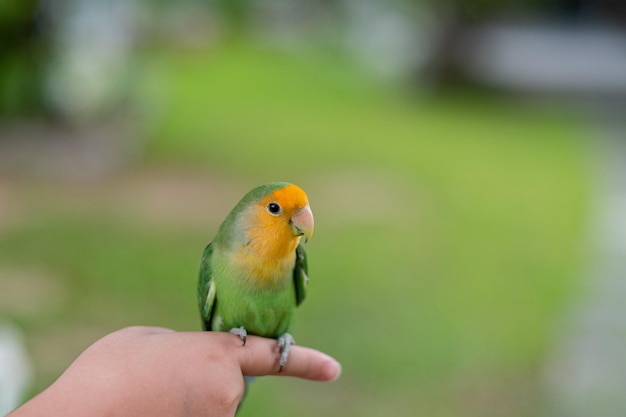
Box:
xmin=8 ymin=326 xmax=341 ymax=417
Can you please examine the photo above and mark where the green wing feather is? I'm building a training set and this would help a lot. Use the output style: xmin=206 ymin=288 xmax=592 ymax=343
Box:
xmin=294 ymin=244 xmax=309 ymax=306
xmin=198 ymin=243 xmax=217 ymax=330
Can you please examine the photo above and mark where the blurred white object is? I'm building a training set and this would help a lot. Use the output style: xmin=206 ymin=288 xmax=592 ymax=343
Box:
xmin=543 ymin=129 xmax=626 ymax=417
xmin=343 ymin=0 xmax=435 ymax=80
xmin=459 ymin=22 xmax=626 ymax=96
xmin=44 ymin=0 xmax=138 ymax=123
xmin=0 ymin=322 xmax=32 ymax=416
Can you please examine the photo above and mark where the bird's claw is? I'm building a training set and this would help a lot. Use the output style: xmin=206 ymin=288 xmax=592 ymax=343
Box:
xmin=277 ymin=333 xmax=295 ymax=372
xmin=229 ymin=326 xmax=247 ymax=346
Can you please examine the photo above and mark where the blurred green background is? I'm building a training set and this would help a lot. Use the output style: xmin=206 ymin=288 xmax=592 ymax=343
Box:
xmin=2 ymin=0 xmax=616 ymax=416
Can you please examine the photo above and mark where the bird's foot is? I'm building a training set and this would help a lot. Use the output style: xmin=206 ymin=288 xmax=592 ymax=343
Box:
xmin=229 ymin=326 xmax=247 ymax=346
xmin=277 ymin=333 xmax=295 ymax=372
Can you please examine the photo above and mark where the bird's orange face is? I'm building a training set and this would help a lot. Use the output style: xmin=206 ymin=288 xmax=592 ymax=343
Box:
xmin=249 ymin=184 xmax=314 ymax=261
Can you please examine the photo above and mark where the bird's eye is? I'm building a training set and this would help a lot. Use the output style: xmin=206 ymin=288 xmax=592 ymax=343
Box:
xmin=267 ymin=202 xmax=281 ymax=215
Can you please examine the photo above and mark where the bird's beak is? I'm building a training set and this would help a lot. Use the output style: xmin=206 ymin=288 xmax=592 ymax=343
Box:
xmin=290 ymin=205 xmax=314 ymax=243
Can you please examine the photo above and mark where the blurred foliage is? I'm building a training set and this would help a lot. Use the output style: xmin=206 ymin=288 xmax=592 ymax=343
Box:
xmin=0 ymin=39 xmax=591 ymax=416
xmin=0 ymin=0 xmax=46 ymax=116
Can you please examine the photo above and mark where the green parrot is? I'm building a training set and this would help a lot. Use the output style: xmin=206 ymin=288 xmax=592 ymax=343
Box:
xmin=197 ymin=182 xmax=314 ymax=374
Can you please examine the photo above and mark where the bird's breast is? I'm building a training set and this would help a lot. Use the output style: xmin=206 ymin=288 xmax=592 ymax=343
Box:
xmin=231 ymin=248 xmax=295 ymax=287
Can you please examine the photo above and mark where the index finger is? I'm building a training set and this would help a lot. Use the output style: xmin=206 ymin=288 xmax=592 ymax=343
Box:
xmin=235 ymin=335 xmax=341 ymax=381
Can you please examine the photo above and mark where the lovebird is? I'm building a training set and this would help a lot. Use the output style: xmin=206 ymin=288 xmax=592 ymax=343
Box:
xmin=197 ymin=182 xmax=314 ymax=373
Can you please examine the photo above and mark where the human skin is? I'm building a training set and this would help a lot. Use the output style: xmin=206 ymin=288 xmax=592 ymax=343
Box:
xmin=8 ymin=326 xmax=341 ymax=417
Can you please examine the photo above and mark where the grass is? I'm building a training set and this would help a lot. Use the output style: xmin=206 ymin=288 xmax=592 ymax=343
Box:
xmin=0 ymin=42 xmax=590 ymax=416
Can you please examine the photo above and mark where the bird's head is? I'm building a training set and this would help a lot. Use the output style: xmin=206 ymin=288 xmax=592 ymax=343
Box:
xmin=219 ymin=182 xmax=314 ymax=261
xmin=252 ymin=183 xmax=314 ymax=245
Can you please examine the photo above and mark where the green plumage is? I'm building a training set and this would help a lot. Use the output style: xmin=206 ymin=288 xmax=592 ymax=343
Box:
xmin=197 ymin=183 xmax=309 ymax=337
